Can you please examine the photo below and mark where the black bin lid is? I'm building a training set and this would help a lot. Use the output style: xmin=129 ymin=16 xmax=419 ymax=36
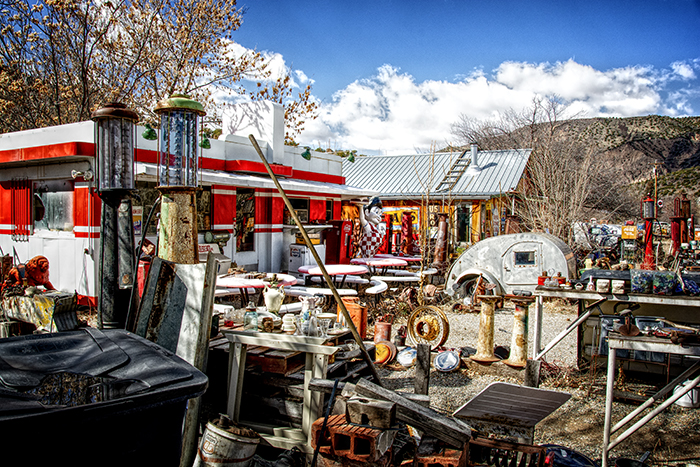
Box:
xmin=0 ymin=328 xmax=207 ymax=417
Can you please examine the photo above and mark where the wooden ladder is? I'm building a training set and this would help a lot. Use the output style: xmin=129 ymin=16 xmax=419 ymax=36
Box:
xmin=435 ymin=148 xmax=471 ymax=192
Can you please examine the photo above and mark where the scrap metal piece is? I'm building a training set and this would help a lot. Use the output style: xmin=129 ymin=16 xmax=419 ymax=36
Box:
xmin=453 ymin=382 xmax=570 ymax=444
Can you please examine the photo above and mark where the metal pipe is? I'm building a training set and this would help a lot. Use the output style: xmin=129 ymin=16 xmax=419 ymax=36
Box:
xmin=611 ymin=361 xmax=700 ymax=434
xmin=535 ymin=299 xmax=606 ymax=360
xmin=607 ymin=372 xmax=700 ymax=452
xmin=470 ymin=295 xmax=500 ymax=363
xmin=601 ymin=345 xmax=617 ymax=467
xmin=248 ymin=134 xmax=383 ymax=386
xmin=502 ymin=296 xmax=534 ymax=368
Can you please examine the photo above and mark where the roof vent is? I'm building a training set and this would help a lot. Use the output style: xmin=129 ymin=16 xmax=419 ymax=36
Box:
xmin=465 ymin=143 xmax=481 ymax=175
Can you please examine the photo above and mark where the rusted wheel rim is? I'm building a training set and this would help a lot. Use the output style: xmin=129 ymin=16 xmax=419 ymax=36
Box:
xmin=407 ymin=305 xmax=450 ymax=350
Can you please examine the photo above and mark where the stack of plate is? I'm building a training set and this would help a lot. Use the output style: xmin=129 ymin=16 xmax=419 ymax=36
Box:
xmin=374 ymin=340 xmax=397 ymax=364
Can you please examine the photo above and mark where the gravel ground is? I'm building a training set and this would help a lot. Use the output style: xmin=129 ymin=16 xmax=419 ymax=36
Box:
xmin=372 ymin=298 xmax=700 ymax=466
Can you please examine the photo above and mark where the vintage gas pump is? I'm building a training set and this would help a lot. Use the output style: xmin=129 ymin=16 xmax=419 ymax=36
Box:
xmin=641 ymin=194 xmax=656 ymax=270
xmin=92 ymin=103 xmax=139 ymax=329
xmin=153 ymin=95 xmax=206 ymax=264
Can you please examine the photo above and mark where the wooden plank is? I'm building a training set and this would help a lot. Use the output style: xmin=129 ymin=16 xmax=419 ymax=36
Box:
xmin=246 ymin=345 xmax=269 ymax=356
xmin=308 ymin=378 xmax=431 ymax=407
xmin=354 ymin=378 xmax=472 ymax=448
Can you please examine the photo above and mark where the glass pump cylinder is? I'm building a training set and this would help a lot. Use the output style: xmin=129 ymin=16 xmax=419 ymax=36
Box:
xmin=154 ymin=95 xmax=205 ymax=188
xmin=641 ymin=195 xmax=656 ymax=220
xmin=92 ymin=103 xmax=139 ymax=191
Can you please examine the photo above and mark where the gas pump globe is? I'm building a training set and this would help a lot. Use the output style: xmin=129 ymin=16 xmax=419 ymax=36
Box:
xmin=93 ymin=103 xmax=138 ymax=191
xmin=640 ymin=194 xmax=656 ymax=270
xmin=92 ymin=102 xmax=139 ymax=329
xmin=153 ymin=94 xmax=206 ymax=264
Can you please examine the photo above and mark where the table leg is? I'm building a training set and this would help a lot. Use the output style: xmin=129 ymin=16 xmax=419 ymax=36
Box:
xmin=533 ymin=295 xmax=543 ymax=358
xmin=227 ymin=342 xmax=247 ymax=422
xmin=302 ymin=352 xmax=329 ymax=446
xmin=602 ymin=345 xmax=617 ymax=467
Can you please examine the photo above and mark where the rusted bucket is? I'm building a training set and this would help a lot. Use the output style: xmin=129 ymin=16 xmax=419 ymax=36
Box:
xmin=194 ymin=416 xmax=260 ymax=467
xmin=374 ymin=314 xmax=393 ymax=343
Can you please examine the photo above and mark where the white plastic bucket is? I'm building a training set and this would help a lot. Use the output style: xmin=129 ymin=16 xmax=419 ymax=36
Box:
xmin=194 ymin=420 xmax=260 ymax=467
xmin=673 ymin=379 xmax=700 ymax=408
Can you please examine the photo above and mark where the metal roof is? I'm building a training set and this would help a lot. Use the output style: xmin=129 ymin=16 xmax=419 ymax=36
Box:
xmin=342 ymin=148 xmax=531 ymax=200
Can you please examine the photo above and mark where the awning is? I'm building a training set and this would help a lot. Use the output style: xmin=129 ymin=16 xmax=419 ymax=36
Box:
xmin=136 ymin=163 xmax=376 ymax=199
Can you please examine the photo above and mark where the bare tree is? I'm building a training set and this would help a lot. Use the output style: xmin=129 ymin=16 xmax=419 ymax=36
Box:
xmin=0 ymin=0 xmax=317 ymax=140
xmin=451 ymin=96 xmax=621 ymax=244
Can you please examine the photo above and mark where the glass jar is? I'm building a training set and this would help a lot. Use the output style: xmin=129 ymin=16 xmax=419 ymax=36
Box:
xmin=243 ymin=301 xmax=258 ymax=331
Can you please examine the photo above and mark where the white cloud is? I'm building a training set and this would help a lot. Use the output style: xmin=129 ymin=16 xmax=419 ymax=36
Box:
xmin=298 ymin=59 xmax=697 ymax=155
xmin=672 ymin=60 xmax=697 ymax=80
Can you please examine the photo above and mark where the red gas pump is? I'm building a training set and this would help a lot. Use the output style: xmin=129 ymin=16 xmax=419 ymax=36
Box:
xmin=641 ymin=194 xmax=656 ymax=270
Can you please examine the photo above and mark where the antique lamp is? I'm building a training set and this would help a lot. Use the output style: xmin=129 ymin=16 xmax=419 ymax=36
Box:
xmin=154 ymin=94 xmax=206 ymax=264
xmin=640 ymin=194 xmax=656 ymax=270
xmin=92 ymin=102 xmax=139 ymax=328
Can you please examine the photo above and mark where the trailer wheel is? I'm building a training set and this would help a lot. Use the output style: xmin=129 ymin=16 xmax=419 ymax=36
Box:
xmin=454 ymin=275 xmax=489 ymax=300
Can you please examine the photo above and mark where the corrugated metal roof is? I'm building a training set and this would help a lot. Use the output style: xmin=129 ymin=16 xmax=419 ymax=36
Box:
xmin=342 ymin=148 xmax=531 ymax=199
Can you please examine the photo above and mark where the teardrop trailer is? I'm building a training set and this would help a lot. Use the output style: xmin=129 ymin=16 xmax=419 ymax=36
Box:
xmin=445 ymin=232 xmax=578 ymax=299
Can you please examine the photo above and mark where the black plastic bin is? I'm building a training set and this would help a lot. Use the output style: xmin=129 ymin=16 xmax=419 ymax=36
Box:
xmin=0 ymin=328 xmax=208 ymax=466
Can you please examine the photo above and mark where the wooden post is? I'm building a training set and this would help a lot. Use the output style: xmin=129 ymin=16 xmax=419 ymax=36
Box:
xmin=415 ymin=344 xmax=431 ymax=395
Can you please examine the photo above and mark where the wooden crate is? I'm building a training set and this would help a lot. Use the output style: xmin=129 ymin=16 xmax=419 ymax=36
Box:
xmin=246 ymin=346 xmax=306 ymax=375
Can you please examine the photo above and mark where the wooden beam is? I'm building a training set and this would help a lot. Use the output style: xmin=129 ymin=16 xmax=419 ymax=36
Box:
xmin=354 ymin=378 xmax=472 ymax=448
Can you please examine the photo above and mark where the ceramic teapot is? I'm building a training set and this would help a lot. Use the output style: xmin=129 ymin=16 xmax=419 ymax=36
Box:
xmin=263 ymin=285 xmax=285 ymax=315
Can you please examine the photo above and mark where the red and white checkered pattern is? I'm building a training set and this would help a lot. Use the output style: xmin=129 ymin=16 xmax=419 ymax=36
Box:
xmin=360 ymin=223 xmax=383 ymax=258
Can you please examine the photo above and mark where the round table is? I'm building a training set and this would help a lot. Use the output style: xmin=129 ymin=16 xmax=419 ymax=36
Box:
xmin=350 ymin=257 xmax=408 ymax=275
xmin=298 ymin=264 xmax=368 ymax=288
xmin=217 ymin=273 xmax=297 ymax=304
xmin=375 ymin=253 xmax=423 ymax=263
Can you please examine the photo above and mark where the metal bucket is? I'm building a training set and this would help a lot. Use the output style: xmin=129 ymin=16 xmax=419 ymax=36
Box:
xmin=194 ymin=417 xmax=260 ymax=467
xmin=374 ymin=314 xmax=393 ymax=343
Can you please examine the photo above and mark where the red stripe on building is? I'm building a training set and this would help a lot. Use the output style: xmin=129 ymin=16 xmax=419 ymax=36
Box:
xmin=291 ymin=169 xmax=345 ymax=185
xmin=225 ymin=160 xmax=293 ymax=177
xmin=0 ymin=142 xmax=95 ymax=164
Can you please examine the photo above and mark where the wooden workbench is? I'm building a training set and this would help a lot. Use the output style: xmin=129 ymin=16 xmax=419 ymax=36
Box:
xmin=222 ymin=329 xmax=340 ymax=453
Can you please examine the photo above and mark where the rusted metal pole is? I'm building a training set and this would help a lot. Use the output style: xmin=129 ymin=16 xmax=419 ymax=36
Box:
xmin=157 ymin=187 xmax=200 ymax=264
xmin=503 ymin=295 xmax=534 ymax=368
xmin=470 ymin=295 xmax=501 ymax=364
xmin=248 ymin=135 xmax=383 ymax=386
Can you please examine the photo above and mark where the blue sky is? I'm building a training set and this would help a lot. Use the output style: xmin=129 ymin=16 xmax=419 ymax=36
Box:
xmin=227 ymin=0 xmax=700 ymax=154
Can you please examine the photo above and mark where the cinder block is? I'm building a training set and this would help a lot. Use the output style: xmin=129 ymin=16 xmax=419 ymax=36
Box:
xmin=414 ymin=436 xmax=467 ymax=467
xmin=311 ymin=413 xmax=396 ymax=463
xmin=346 ymin=395 xmax=396 ymax=429
xmin=311 ymin=414 xmax=347 ymax=454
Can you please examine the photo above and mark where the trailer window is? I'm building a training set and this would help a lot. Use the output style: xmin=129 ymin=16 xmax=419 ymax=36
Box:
xmin=33 ymin=180 xmax=74 ymax=232
xmin=514 ymin=251 xmax=536 ymax=267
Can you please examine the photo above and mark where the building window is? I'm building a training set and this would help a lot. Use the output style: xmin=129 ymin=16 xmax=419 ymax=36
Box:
xmin=236 ymin=188 xmax=255 ymax=252
xmin=326 ymin=200 xmax=333 ymax=221
xmin=33 ymin=180 xmax=74 ymax=232
xmin=283 ymin=198 xmax=309 ymax=224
